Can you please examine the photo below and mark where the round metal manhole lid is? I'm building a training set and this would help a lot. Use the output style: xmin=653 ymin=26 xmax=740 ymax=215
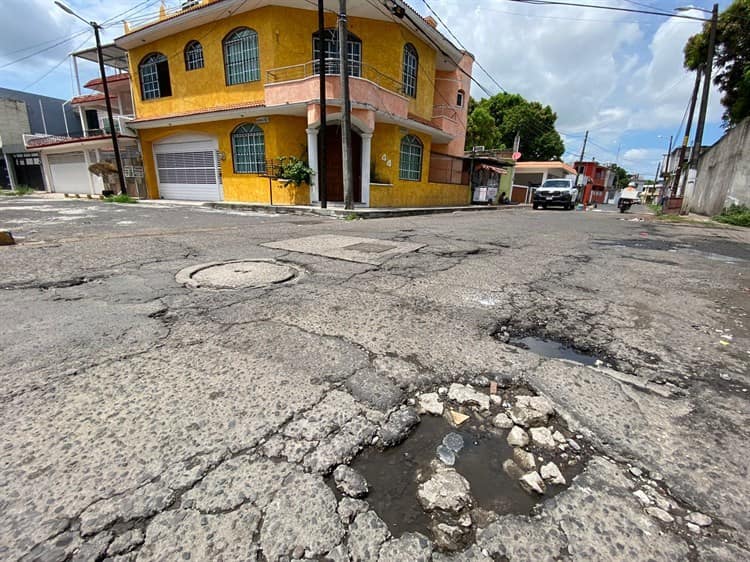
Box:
xmin=176 ymin=260 xmax=300 ymax=289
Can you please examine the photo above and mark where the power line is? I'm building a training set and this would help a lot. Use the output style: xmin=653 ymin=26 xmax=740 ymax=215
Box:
xmin=504 ymin=0 xmax=711 ymax=22
xmin=23 ymin=32 xmax=94 ymax=90
xmin=0 ymin=29 xmax=92 ymax=70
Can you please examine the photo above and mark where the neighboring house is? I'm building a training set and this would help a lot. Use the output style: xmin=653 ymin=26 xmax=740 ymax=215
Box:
xmin=511 ymin=161 xmax=577 ymax=203
xmin=466 ymin=149 xmax=514 ymax=203
xmin=23 ymin=45 xmax=143 ymax=197
xmin=573 ymin=161 xmax=614 ymax=205
xmin=114 ymin=0 xmax=474 ymax=206
xmin=0 ymin=87 xmax=80 ymax=189
xmin=684 ymin=116 xmax=750 ymax=215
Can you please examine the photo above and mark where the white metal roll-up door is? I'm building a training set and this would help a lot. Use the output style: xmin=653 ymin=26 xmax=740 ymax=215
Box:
xmin=48 ymin=152 xmax=90 ymax=194
xmin=153 ymin=139 xmax=221 ymax=201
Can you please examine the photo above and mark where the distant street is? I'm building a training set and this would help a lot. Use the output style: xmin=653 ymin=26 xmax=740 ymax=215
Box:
xmin=1 ymin=197 xmax=748 ymax=561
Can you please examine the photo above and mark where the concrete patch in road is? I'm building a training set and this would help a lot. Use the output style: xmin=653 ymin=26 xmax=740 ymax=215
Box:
xmin=262 ymin=234 xmax=425 ymax=265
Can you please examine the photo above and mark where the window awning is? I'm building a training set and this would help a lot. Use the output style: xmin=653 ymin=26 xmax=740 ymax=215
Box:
xmin=478 ymin=164 xmax=507 ymax=174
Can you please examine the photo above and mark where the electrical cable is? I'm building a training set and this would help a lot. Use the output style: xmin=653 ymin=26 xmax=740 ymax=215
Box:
xmin=0 ymin=29 xmax=92 ymax=70
xmin=23 ymin=32 xmax=93 ymax=90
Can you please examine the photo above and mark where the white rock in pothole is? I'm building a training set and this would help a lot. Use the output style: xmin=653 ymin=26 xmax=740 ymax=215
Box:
xmin=418 ymin=393 xmax=444 ymax=416
xmin=686 ymin=523 xmax=701 ymax=534
xmin=519 ymin=472 xmax=546 ymax=495
xmin=333 ymin=465 xmax=369 ymax=498
xmin=502 ymin=459 xmax=524 ymax=480
xmin=436 ymin=445 xmax=456 ymax=466
xmin=509 ymin=395 xmax=555 ymax=427
xmin=540 ymin=462 xmax=566 ymax=485
xmin=686 ymin=512 xmax=712 ymax=527
xmin=417 ymin=467 xmax=472 ymax=513
xmin=645 ymin=507 xmax=674 ymax=523
xmin=633 ymin=490 xmax=652 ymax=505
xmin=530 ymin=427 xmax=556 ymax=449
xmin=552 ymin=430 xmax=566 ymax=443
xmin=492 ymin=413 xmax=514 ymax=429
xmin=507 ymin=426 xmax=529 ymax=447
xmin=447 ymin=383 xmax=490 ymax=411
xmin=442 ymin=432 xmax=464 ymax=453
xmin=512 ymin=448 xmax=536 ymax=471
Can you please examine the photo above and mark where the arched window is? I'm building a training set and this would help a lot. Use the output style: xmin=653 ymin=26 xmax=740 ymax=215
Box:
xmin=139 ymin=53 xmax=171 ymax=100
xmin=457 ymin=89 xmax=465 ymax=107
xmin=232 ymin=123 xmax=265 ymax=173
xmin=184 ymin=40 xmax=204 ymax=71
xmin=223 ymin=28 xmax=260 ymax=85
xmin=402 ymin=43 xmax=418 ymax=98
xmin=399 ymin=135 xmax=423 ymax=181
xmin=312 ymin=29 xmax=362 ymax=77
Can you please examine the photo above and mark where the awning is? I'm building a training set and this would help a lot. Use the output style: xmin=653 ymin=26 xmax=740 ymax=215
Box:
xmin=71 ymin=43 xmax=129 ymax=71
xmin=478 ymin=164 xmax=507 ymax=174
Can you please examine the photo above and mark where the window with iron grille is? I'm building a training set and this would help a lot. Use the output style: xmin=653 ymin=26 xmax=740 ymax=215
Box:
xmin=223 ymin=28 xmax=260 ymax=85
xmin=139 ymin=53 xmax=171 ymax=100
xmin=402 ymin=43 xmax=418 ymax=98
xmin=399 ymin=135 xmax=423 ymax=181
xmin=232 ymin=124 xmax=265 ymax=173
xmin=184 ymin=40 xmax=204 ymax=71
xmin=312 ymin=29 xmax=361 ymax=77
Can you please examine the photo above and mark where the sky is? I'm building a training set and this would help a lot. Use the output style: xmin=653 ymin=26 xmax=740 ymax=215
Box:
xmin=0 ymin=0 xmax=730 ymax=177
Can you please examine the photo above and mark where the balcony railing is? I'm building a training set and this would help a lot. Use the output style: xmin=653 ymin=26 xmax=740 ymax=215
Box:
xmin=22 ymin=115 xmax=136 ymax=148
xmin=266 ymin=58 xmax=406 ymax=98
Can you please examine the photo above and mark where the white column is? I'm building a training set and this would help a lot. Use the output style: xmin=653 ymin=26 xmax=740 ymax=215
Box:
xmin=40 ymin=153 xmax=53 ymax=192
xmin=83 ymin=150 xmax=95 ymax=196
xmin=360 ymin=133 xmax=372 ymax=207
xmin=306 ymin=127 xmax=319 ymax=204
xmin=78 ymin=108 xmax=87 ymax=137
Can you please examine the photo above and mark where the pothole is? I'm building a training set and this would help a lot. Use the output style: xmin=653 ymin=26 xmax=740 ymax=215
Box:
xmin=334 ymin=383 xmax=590 ymax=551
xmin=175 ymin=260 xmax=301 ymax=289
xmin=508 ymin=335 xmax=600 ymax=366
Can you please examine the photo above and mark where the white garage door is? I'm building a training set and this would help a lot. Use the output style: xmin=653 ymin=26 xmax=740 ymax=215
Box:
xmin=48 ymin=152 xmax=90 ymax=194
xmin=153 ymin=139 xmax=222 ymax=201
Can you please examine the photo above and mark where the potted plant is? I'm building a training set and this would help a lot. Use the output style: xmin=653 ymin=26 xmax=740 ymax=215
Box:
xmin=276 ymin=156 xmax=313 ymax=187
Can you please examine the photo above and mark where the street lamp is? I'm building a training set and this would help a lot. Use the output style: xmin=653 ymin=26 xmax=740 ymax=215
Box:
xmin=55 ymin=1 xmax=127 ymax=196
xmin=676 ymin=4 xmax=719 ymax=173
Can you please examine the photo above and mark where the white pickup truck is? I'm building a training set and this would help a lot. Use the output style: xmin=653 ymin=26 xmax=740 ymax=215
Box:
xmin=532 ymin=178 xmax=578 ymax=210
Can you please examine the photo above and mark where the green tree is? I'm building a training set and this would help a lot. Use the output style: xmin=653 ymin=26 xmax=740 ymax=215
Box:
xmin=465 ymin=93 xmax=565 ymax=160
xmin=466 ymin=104 xmax=503 ymax=150
xmin=684 ymin=0 xmax=750 ymax=126
xmin=609 ymin=164 xmax=630 ymax=189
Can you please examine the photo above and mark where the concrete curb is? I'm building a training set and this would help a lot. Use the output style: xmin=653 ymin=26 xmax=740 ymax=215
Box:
xmin=204 ymin=202 xmax=526 ymax=219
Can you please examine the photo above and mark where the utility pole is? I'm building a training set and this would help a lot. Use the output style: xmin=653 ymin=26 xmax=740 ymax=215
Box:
xmin=318 ymin=0 xmax=328 ymax=208
xmin=338 ymin=0 xmax=354 ymax=210
xmin=574 ymin=130 xmax=588 ymax=203
xmin=688 ymin=3 xmax=718 ymax=173
xmin=673 ymin=67 xmax=702 ymax=197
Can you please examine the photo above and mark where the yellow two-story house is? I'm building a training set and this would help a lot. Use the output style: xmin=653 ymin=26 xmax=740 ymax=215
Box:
xmin=115 ymin=0 xmax=473 ymax=207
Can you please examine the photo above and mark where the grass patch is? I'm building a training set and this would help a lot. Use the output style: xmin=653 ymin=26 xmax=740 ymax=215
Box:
xmin=344 ymin=213 xmax=359 ymax=221
xmin=0 ymin=185 xmax=36 ymax=196
xmin=647 ymin=203 xmax=663 ymax=215
xmin=714 ymin=204 xmax=750 ymax=227
xmin=103 ymin=194 xmax=137 ymax=204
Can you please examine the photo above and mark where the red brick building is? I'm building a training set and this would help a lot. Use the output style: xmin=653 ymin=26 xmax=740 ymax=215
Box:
xmin=574 ymin=161 xmax=614 ymax=204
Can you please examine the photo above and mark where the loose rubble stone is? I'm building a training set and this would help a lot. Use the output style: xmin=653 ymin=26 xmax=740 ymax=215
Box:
xmin=633 ymin=490 xmax=652 ymax=505
xmin=348 ymin=511 xmax=390 ymax=562
xmin=519 ymin=472 xmax=546 ymax=495
xmin=502 ymin=459 xmax=525 ymax=480
xmin=646 ymin=506 xmax=675 ymax=523
xmin=686 ymin=512 xmax=712 ymax=527
xmin=513 ymin=448 xmax=536 ymax=471
xmin=443 ymin=432 xmax=464 ymax=453
xmin=448 ymin=409 xmax=470 ymax=426
xmin=438 ymin=387 xmax=448 ymax=396
xmin=687 ymin=523 xmax=701 ymax=534
xmin=419 ymin=392 xmax=444 ymax=415
xmin=540 ymin=462 xmax=566 ymax=485
xmin=567 ymin=438 xmax=582 ymax=452
xmin=629 ymin=466 xmax=643 ymax=477
xmin=509 ymin=395 xmax=555 ymax=427
xmin=377 ymin=406 xmax=420 ymax=447
xmin=260 ymin=472 xmax=344 ymax=560
xmin=492 ymin=413 xmax=514 ymax=429
xmin=436 ymin=444 xmax=456 ymax=466
xmin=530 ymin=427 xmax=556 ymax=449
xmin=107 ymin=529 xmax=144 ymax=556
xmin=417 ymin=467 xmax=472 ymax=513
xmin=0 ymin=230 xmax=15 ymax=245
xmin=338 ymin=497 xmax=369 ymax=524
xmin=552 ymin=430 xmax=566 ymax=443
xmin=333 ymin=465 xmax=369 ymax=498
xmin=431 ymin=522 xmax=467 ymax=551
xmin=346 ymin=370 xmax=404 ymax=411
xmin=507 ymin=426 xmax=530 ymax=447
xmin=379 ymin=532 xmax=432 ymax=561
xmin=447 ymin=383 xmax=490 ymax=411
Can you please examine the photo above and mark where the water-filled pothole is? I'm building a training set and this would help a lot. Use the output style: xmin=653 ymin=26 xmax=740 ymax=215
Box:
xmin=509 ymin=336 xmax=600 ymax=366
xmin=337 ymin=384 xmax=588 ymax=551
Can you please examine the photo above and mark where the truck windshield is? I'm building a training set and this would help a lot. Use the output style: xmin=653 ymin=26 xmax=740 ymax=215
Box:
xmin=541 ymin=180 xmax=570 ymax=188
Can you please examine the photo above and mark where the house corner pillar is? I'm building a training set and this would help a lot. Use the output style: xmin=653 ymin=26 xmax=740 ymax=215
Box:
xmin=361 ymin=132 xmax=373 ymax=207
xmin=306 ymin=127 xmax=319 ymax=203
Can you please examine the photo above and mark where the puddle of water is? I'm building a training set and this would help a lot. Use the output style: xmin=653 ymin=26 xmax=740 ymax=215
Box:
xmin=510 ymin=336 xmax=599 ymax=366
xmin=349 ymin=416 xmax=542 ymax=537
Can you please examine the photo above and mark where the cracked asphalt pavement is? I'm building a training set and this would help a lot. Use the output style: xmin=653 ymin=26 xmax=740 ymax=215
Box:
xmin=1 ymin=198 xmax=748 ymax=561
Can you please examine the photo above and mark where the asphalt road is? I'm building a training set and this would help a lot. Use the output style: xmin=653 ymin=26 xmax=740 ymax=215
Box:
xmin=1 ymin=197 xmax=748 ymax=561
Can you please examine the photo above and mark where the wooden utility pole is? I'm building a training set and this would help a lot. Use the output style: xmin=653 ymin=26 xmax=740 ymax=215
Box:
xmin=338 ymin=0 xmax=354 ymax=210
xmin=318 ymin=0 xmax=328 ymax=208
xmin=673 ymin=67 xmax=702 ymax=197
xmin=574 ymin=130 xmax=588 ymax=203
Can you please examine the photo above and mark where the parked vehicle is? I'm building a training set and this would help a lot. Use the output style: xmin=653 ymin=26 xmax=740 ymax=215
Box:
xmin=532 ymin=178 xmax=578 ymax=210
xmin=617 ymin=186 xmax=640 ymax=213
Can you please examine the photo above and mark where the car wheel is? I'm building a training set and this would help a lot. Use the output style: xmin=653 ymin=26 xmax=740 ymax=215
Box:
xmin=533 ymin=203 xmax=539 ymax=209
xmin=542 ymin=204 xmax=548 ymax=210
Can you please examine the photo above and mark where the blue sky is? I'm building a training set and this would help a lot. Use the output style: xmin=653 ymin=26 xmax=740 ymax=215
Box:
xmin=0 ymin=0 xmax=730 ymax=176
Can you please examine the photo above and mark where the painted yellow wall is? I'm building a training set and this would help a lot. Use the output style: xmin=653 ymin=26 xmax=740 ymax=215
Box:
xmin=138 ymin=115 xmax=309 ymax=203
xmin=127 ymin=6 xmax=437 ymax=121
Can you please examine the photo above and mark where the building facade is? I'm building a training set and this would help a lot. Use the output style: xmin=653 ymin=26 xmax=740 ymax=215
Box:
xmin=573 ymin=161 xmax=614 ymax=205
xmin=115 ymin=0 xmax=474 ymax=206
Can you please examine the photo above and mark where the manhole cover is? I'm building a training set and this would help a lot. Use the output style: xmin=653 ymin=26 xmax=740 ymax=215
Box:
xmin=176 ymin=260 xmax=300 ymax=289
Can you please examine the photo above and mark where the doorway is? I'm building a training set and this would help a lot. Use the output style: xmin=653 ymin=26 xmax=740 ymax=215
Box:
xmin=323 ymin=124 xmax=361 ymax=203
